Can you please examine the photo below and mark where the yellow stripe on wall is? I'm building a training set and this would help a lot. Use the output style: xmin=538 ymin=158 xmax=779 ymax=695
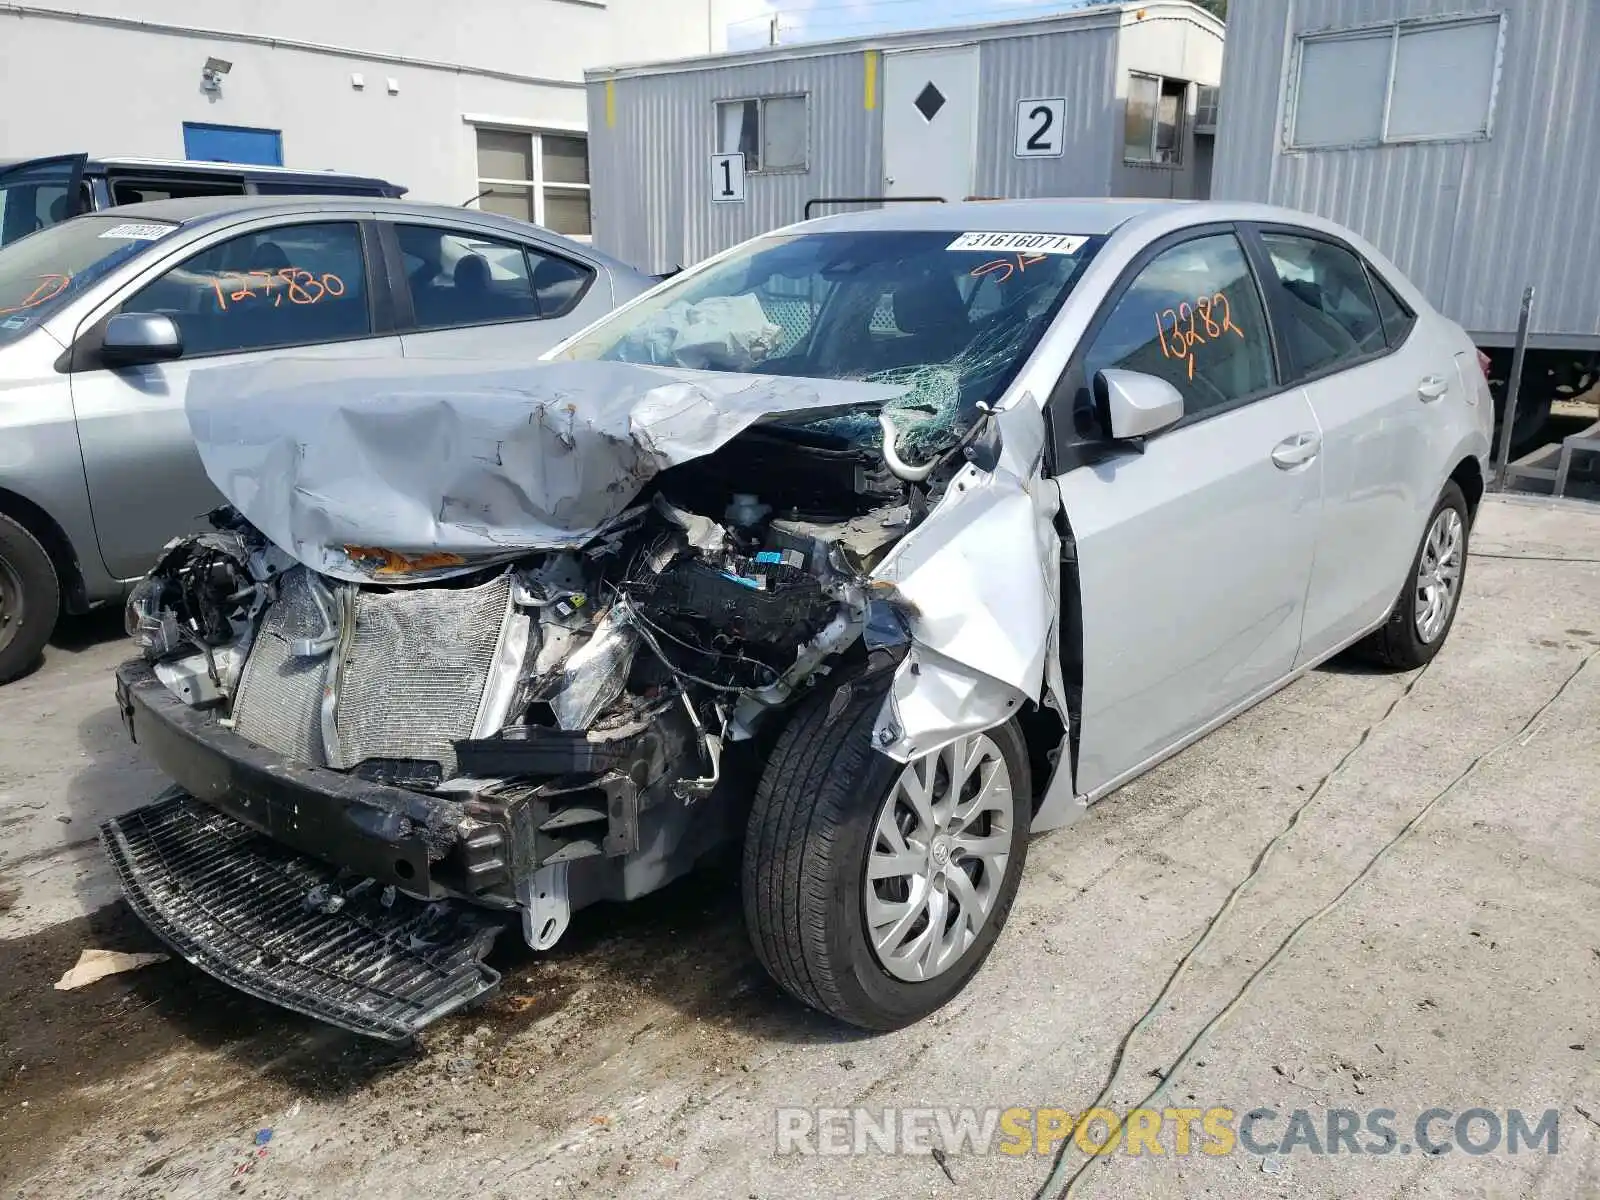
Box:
xmin=605 ymin=78 xmax=616 ymax=128
xmin=864 ymin=50 xmax=878 ymax=110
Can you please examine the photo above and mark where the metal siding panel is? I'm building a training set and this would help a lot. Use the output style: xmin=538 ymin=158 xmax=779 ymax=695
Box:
xmin=586 ymin=10 xmax=1224 ymax=273
xmin=1213 ymin=0 xmax=1600 ymax=339
xmin=976 ymin=29 xmax=1118 ymax=199
xmin=589 ymin=53 xmax=878 ymax=274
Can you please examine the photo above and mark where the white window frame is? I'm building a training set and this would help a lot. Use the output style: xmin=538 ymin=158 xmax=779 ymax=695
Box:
xmin=1285 ymin=13 xmax=1507 ymax=152
xmin=714 ymin=94 xmax=810 ymax=175
xmin=469 ymin=122 xmax=592 ymax=243
xmin=1123 ymin=72 xmax=1188 ymax=167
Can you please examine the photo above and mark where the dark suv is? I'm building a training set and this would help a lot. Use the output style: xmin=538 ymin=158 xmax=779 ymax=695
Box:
xmin=0 ymin=154 xmax=404 ymax=249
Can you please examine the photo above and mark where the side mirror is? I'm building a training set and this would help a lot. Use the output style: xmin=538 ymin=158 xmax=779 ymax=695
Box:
xmin=1094 ymin=368 xmax=1184 ymax=441
xmin=101 ymin=312 xmax=183 ymax=367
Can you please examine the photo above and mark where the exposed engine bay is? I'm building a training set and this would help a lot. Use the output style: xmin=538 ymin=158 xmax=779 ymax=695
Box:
xmin=106 ymin=357 xmax=1067 ymax=1039
xmin=125 ymin=420 xmax=924 ymax=934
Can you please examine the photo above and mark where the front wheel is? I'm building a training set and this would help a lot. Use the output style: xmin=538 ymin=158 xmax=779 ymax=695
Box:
xmin=1356 ymin=481 xmax=1470 ymax=670
xmin=742 ymin=678 xmax=1031 ymax=1030
xmin=0 ymin=513 xmax=60 ymax=685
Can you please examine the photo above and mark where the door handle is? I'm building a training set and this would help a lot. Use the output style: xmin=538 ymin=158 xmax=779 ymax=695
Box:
xmin=1271 ymin=432 xmax=1321 ymax=470
xmin=1417 ymin=375 xmax=1449 ymax=401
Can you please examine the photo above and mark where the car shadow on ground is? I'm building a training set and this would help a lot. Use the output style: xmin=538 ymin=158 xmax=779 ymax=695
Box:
xmin=49 ymin=605 xmax=128 ymax=654
xmin=1316 ymin=646 xmax=1410 ymax=677
xmin=477 ymin=852 xmax=863 ymax=1050
xmin=1 ymin=607 xmax=127 ymax=685
xmin=19 ymin=786 xmax=855 ymax=1147
xmin=0 ymin=895 xmax=416 ymax=1182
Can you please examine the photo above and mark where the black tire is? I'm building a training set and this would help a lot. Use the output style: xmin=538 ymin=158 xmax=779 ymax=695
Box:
xmin=0 ymin=513 xmax=60 ymax=685
xmin=742 ymin=676 xmax=1031 ymax=1031
xmin=1356 ymin=481 xmax=1470 ymax=670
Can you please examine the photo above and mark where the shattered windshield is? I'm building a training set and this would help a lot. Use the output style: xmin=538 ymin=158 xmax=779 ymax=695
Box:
xmin=558 ymin=229 xmax=1102 ymax=456
xmin=0 ymin=216 xmax=178 ymax=347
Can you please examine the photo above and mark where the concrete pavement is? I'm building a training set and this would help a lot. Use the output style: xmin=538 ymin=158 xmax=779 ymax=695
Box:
xmin=1 ymin=495 xmax=1596 ymax=1199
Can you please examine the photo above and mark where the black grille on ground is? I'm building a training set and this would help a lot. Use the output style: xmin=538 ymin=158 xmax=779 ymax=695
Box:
xmin=102 ymin=789 xmax=504 ymax=1042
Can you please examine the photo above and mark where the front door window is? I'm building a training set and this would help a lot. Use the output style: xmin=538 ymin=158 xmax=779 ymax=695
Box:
xmin=119 ymin=222 xmax=370 ymax=357
xmin=1082 ymin=233 xmax=1276 ymax=418
xmin=0 ymin=154 xmax=89 ymax=249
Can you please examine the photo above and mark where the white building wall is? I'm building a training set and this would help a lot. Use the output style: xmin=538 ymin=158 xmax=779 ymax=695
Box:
xmin=0 ymin=0 xmax=725 ymax=205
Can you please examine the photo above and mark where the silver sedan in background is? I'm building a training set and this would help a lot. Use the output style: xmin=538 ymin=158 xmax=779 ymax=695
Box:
xmin=0 ymin=197 xmax=654 ymax=682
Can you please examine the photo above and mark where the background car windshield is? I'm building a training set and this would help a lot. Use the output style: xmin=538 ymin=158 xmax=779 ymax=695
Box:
xmin=0 ymin=217 xmax=178 ymax=348
xmin=560 ymin=229 xmax=1100 ymax=453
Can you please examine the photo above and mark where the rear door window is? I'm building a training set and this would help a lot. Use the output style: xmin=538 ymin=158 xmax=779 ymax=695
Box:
xmin=1082 ymin=232 xmax=1276 ymax=418
xmin=1259 ymin=232 xmax=1386 ymax=377
xmin=250 ymin=179 xmax=388 ymax=197
xmin=1367 ymin=265 xmax=1417 ymax=347
xmin=395 ymin=224 xmax=595 ymax=329
xmin=106 ymin=175 xmax=245 ymax=206
xmin=119 ymin=221 xmax=370 ymax=357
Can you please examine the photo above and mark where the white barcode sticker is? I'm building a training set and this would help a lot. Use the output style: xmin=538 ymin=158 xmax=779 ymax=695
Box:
xmin=99 ymin=222 xmax=176 ymax=241
xmin=947 ymin=232 xmax=1089 ymax=255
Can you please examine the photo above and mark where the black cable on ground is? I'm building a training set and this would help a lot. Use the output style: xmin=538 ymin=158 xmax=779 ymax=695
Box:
xmin=1037 ymin=646 xmax=1598 ymax=1200
xmin=1029 ymin=660 xmax=1434 ymax=1199
xmin=1469 ymin=550 xmax=1600 ymax=563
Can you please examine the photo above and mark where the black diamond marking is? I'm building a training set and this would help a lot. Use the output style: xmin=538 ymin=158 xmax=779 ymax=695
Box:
xmin=914 ymin=82 xmax=946 ymax=122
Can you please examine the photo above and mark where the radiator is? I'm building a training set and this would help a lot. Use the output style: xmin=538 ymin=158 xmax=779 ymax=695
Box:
xmin=232 ymin=567 xmax=332 ymax=765
xmin=231 ymin=567 xmax=516 ymax=777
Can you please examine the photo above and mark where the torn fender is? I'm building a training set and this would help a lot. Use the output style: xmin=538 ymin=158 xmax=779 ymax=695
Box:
xmin=184 ymin=357 xmax=901 ymax=585
xmin=870 ymin=391 xmax=1065 ymax=763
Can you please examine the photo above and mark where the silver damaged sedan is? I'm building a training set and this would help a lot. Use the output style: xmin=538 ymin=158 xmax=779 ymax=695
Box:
xmin=106 ymin=200 xmax=1491 ymax=1038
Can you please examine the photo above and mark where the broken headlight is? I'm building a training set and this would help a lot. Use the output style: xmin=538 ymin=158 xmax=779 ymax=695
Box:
xmin=125 ymin=577 xmax=185 ymax=659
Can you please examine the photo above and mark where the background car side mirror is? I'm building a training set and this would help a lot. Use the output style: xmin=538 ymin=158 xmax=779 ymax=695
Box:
xmin=101 ymin=313 xmax=183 ymax=367
xmin=1093 ymin=368 xmax=1184 ymax=441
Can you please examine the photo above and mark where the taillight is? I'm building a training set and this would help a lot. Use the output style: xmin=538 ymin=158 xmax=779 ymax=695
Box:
xmin=1476 ymin=349 xmax=1492 ymax=380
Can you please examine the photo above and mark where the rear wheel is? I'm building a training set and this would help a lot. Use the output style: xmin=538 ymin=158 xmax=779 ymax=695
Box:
xmin=0 ymin=513 xmax=60 ymax=685
xmin=1356 ymin=481 xmax=1469 ymax=670
xmin=742 ymin=678 xmax=1030 ymax=1030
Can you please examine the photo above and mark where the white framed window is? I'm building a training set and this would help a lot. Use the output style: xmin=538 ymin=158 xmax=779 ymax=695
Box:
xmin=715 ymin=95 xmax=808 ymax=172
xmin=1124 ymin=73 xmax=1188 ymax=165
xmin=473 ymin=127 xmax=591 ymax=240
xmin=1195 ymin=85 xmax=1220 ymax=133
xmin=1288 ymin=14 xmax=1504 ymax=150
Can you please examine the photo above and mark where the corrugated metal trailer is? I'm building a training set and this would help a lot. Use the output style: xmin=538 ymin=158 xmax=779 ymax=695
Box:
xmin=585 ymin=0 xmax=1223 ymax=274
xmin=1211 ymin=0 xmax=1600 ymax=441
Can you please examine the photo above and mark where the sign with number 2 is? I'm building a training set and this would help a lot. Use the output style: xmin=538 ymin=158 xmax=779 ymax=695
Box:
xmin=1015 ymin=97 xmax=1066 ymax=158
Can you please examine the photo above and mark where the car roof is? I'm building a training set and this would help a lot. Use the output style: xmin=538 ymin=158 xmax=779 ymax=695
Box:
xmin=70 ymin=195 xmax=646 ymax=278
xmin=794 ymin=198 xmax=1367 ymax=242
xmin=792 ymin=197 xmax=1428 ymax=313
xmin=798 ymin=199 xmax=1177 ymax=236
xmin=0 ymin=155 xmax=397 ymax=186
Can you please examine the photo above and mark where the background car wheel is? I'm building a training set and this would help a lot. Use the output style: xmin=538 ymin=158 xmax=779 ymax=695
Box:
xmin=742 ymin=676 xmax=1031 ymax=1030
xmin=1356 ymin=481 xmax=1470 ymax=671
xmin=0 ymin=513 xmax=60 ymax=685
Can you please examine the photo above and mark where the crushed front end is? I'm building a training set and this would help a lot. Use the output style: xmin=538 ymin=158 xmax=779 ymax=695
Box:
xmin=104 ymin=352 xmax=1069 ymax=1038
xmin=107 ymin=422 xmax=917 ymax=1039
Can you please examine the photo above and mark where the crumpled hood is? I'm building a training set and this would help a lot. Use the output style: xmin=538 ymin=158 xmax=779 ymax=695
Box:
xmin=184 ymin=357 xmax=900 ymax=583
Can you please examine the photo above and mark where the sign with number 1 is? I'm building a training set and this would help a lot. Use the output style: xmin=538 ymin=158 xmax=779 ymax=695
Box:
xmin=1014 ymin=97 xmax=1067 ymax=158
xmin=711 ymin=152 xmax=746 ymax=203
